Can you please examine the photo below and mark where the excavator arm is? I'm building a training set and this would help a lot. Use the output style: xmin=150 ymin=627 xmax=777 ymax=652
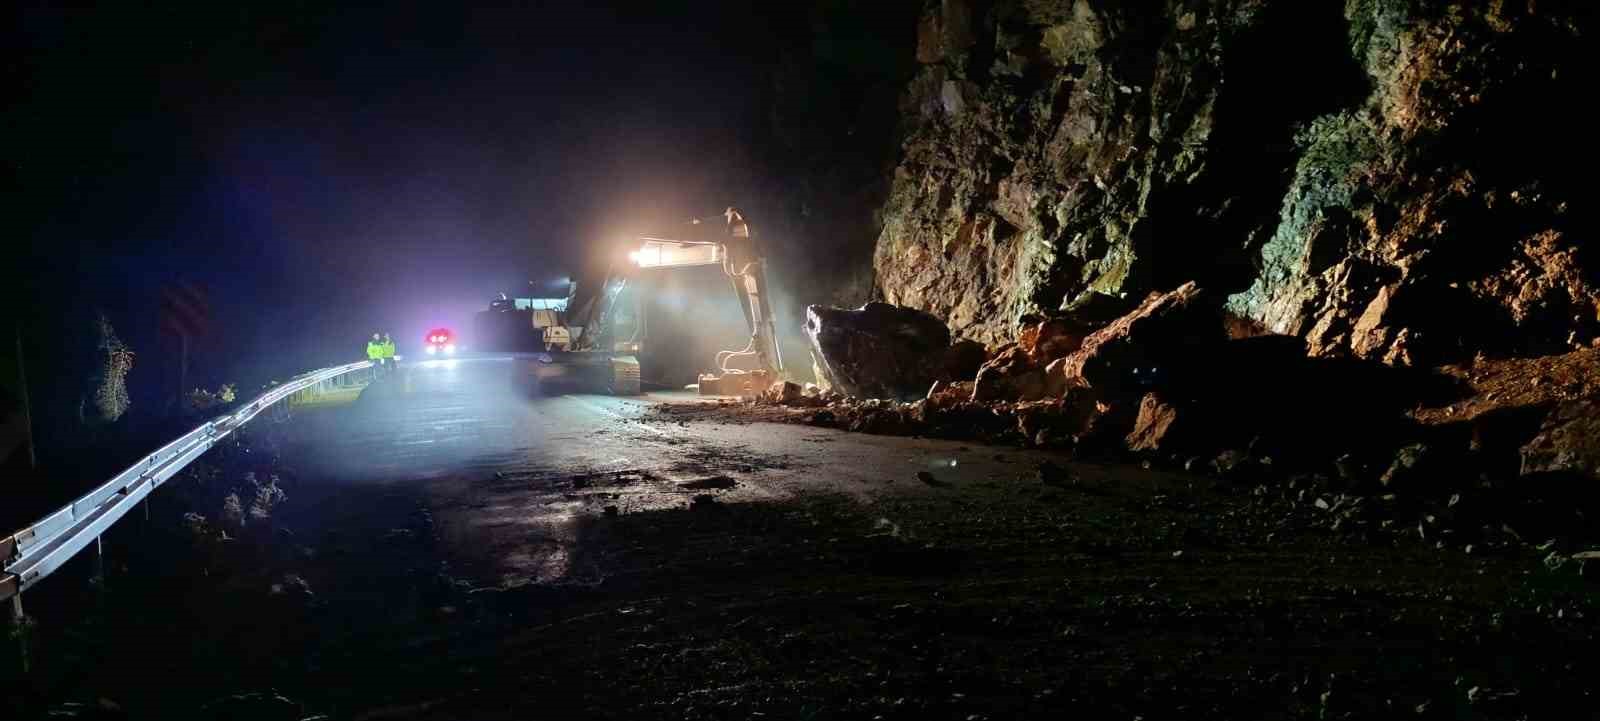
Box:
xmin=563 ymin=262 xmax=634 ymax=353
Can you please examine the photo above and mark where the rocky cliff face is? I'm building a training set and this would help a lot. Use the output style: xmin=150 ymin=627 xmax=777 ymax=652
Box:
xmin=873 ymin=0 xmax=1595 ymax=363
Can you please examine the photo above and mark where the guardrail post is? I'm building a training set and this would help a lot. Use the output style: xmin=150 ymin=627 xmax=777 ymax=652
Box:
xmin=93 ymin=535 xmax=104 ymax=586
xmin=8 ymin=594 xmax=27 ymax=674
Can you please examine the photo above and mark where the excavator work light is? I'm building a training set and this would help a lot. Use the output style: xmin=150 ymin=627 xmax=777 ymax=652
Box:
xmin=632 ymin=238 xmax=724 ymax=269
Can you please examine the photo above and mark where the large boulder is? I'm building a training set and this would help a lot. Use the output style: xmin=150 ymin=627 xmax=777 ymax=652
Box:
xmin=1017 ymin=317 xmax=1085 ymax=365
xmin=972 ymin=345 xmax=1047 ymax=402
xmin=805 ymin=302 xmax=953 ymax=400
xmin=1058 ymin=282 xmax=1220 ymax=397
xmin=1032 ymin=318 xmax=1085 ymax=364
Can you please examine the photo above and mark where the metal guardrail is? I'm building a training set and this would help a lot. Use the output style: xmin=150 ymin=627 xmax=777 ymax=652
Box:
xmin=1 ymin=360 xmax=375 ymax=609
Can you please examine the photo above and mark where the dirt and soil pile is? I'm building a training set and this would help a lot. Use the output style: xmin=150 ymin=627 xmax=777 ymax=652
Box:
xmin=745 ymin=282 xmax=1600 ymax=546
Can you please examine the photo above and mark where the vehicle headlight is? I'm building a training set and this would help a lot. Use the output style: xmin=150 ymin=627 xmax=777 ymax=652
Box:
xmin=444 ymin=344 xmax=456 ymax=354
xmin=425 ymin=345 xmax=437 ymax=355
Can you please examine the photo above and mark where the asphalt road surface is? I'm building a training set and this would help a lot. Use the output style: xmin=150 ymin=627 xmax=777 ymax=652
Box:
xmin=291 ymin=357 xmax=1005 ymax=588
xmin=10 ymin=356 xmax=1598 ymax=720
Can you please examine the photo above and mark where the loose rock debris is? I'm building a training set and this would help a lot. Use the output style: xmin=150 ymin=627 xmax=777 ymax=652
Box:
xmin=655 ymin=288 xmax=1600 ymax=549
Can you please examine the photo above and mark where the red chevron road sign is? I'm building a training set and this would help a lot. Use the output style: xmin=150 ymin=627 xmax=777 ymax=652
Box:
xmin=160 ymin=281 xmax=210 ymax=339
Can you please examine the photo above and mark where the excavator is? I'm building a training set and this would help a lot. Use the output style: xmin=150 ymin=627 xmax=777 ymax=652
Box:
xmin=472 ymin=207 xmax=785 ymax=396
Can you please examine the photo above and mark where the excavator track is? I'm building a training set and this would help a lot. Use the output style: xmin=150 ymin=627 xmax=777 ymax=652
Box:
xmin=610 ymin=356 xmax=641 ymax=395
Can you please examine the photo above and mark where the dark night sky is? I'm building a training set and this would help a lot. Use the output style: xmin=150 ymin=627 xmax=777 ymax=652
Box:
xmin=11 ymin=1 xmax=801 ymax=387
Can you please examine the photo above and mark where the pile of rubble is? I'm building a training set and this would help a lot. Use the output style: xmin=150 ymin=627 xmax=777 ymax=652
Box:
xmin=754 ymin=285 xmax=1600 ymax=521
xmin=777 ymin=282 xmax=1230 ymax=451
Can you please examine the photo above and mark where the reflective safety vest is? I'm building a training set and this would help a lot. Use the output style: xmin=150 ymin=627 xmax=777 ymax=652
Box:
xmin=381 ymin=340 xmax=396 ymax=359
xmin=367 ymin=341 xmax=384 ymax=360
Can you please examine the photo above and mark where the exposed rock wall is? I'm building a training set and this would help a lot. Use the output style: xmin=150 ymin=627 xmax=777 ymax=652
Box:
xmin=872 ymin=0 xmax=1595 ymax=363
xmin=1231 ymin=0 xmax=1597 ymax=365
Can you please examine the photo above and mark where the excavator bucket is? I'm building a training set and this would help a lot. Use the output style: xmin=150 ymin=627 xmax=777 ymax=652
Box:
xmin=696 ymin=370 xmax=769 ymax=397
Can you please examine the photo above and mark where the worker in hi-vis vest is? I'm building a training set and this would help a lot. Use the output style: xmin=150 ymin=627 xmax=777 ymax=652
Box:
xmin=381 ymin=333 xmax=397 ymax=373
xmin=367 ymin=332 xmax=385 ymax=375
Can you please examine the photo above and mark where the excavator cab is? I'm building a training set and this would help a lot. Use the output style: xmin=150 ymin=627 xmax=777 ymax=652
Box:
xmin=472 ymin=274 xmax=643 ymax=395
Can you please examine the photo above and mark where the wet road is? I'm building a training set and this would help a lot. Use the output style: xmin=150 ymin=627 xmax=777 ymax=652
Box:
xmin=264 ymin=358 xmax=1598 ymax=720
xmin=15 ymin=357 xmax=1598 ymax=719
xmin=283 ymin=356 xmax=1009 ymax=586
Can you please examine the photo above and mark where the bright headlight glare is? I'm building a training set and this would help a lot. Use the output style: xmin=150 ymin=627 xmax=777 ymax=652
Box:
xmin=425 ymin=345 xmax=437 ymax=355
xmin=444 ymin=344 xmax=456 ymax=354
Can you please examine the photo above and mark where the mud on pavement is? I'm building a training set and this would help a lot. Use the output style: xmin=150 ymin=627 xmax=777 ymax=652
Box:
xmin=384 ymin=399 xmax=1600 ymax=719
xmin=8 ymin=393 xmax=1600 ymax=720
